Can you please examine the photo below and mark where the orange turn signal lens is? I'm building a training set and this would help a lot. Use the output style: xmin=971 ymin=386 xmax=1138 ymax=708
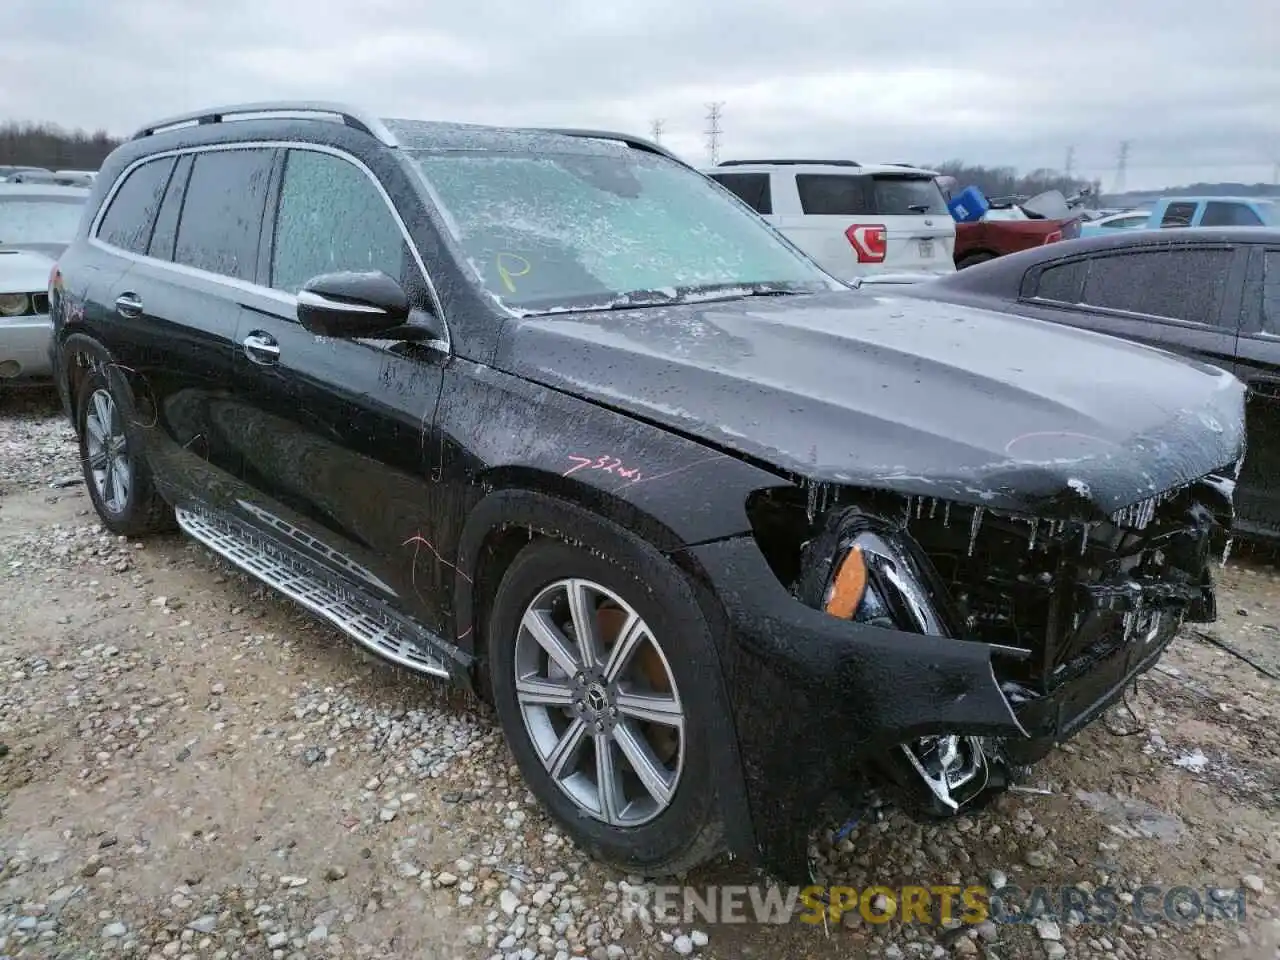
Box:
xmin=823 ymin=544 xmax=867 ymax=619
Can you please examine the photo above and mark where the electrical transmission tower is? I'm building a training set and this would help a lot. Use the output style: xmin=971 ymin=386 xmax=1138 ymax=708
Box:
xmin=650 ymin=119 xmax=665 ymax=145
xmin=1114 ymin=141 xmax=1131 ymax=194
xmin=1064 ymin=145 xmax=1075 ymax=180
xmin=704 ymin=102 xmax=725 ymax=165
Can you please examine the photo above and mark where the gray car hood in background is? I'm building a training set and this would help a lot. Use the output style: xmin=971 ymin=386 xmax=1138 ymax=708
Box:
xmin=0 ymin=248 xmax=56 ymax=294
xmin=497 ymin=289 xmax=1246 ymax=518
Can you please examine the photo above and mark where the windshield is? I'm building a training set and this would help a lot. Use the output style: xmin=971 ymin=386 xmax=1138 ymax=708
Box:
xmin=410 ymin=148 xmax=840 ymax=313
xmin=0 ymin=197 xmax=85 ymax=245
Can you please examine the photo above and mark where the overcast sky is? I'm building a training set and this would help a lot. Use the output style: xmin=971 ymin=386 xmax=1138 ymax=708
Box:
xmin=4 ymin=0 xmax=1277 ymax=190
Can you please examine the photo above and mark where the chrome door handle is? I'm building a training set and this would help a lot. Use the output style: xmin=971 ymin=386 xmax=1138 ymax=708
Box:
xmin=115 ymin=293 xmax=143 ymax=318
xmin=242 ymin=331 xmax=281 ymax=365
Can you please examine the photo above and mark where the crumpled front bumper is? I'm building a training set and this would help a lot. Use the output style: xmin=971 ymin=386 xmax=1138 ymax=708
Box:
xmin=680 ymin=536 xmax=1026 ymax=880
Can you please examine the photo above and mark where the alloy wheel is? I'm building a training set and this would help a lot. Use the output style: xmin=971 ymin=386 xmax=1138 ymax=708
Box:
xmin=513 ymin=577 xmax=685 ymax=827
xmin=84 ymin=388 xmax=132 ymax=514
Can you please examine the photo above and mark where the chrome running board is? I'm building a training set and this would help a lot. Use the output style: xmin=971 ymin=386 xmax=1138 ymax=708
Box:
xmin=175 ymin=503 xmax=452 ymax=679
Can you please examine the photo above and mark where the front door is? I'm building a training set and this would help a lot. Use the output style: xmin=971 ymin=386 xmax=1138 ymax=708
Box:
xmin=226 ymin=146 xmax=453 ymax=635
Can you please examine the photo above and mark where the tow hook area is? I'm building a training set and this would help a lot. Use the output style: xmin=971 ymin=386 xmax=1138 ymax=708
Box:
xmin=901 ymin=735 xmax=988 ymax=812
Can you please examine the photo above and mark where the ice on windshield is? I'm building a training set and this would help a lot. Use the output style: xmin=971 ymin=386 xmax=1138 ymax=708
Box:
xmin=411 ymin=150 xmax=835 ymax=312
xmin=0 ymin=198 xmax=85 ymax=245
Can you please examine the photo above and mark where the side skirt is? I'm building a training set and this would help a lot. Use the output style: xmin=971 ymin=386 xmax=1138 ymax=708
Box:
xmin=174 ymin=502 xmax=472 ymax=685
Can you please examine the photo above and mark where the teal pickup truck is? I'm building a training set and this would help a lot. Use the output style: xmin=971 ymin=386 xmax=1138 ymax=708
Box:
xmin=1146 ymin=195 xmax=1278 ymax=228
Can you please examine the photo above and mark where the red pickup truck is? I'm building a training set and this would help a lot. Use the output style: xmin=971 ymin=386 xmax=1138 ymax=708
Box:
xmin=938 ymin=181 xmax=1086 ymax=269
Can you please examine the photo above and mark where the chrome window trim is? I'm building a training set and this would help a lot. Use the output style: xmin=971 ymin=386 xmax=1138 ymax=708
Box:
xmin=88 ymin=140 xmax=451 ymax=354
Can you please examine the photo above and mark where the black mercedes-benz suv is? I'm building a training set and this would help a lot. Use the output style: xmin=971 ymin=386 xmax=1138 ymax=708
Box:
xmin=49 ymin=101 xmax=1245 ymax=881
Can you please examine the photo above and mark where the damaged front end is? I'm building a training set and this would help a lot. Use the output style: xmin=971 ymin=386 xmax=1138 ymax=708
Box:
xmin=740 ymin=468 xmax=1234 ymax=841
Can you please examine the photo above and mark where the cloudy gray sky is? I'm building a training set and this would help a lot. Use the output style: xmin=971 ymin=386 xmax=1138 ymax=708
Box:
xmin=5 ymin=0 xmax=1277 ymax=190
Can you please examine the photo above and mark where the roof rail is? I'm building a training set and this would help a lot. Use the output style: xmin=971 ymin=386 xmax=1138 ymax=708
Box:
xmin=717 ymin=159 xmax=862 ymax=168
xmin=132 ymin=101 xmax=400 ymax=147
xmin=525 ymin=127 xmax=687 ymax=166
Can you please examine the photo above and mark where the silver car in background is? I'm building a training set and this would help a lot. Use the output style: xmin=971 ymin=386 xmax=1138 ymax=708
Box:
xmin=0 ymin=183 xmax=88 ymax=386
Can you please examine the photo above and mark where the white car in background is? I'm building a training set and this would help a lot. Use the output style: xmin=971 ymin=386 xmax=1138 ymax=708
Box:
xmin=0 ymin=183 xmax=89 ymax=387
xmin=703 ymin=159 xmax=956 ymax=282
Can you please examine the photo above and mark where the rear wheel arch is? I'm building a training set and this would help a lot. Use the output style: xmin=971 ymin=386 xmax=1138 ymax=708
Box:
xmin=59 ymin=334 xmax=115 ymax=433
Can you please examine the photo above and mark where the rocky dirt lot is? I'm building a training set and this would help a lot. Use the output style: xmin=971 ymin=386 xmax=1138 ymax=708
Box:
xmin=1 ymin=389 xmax=1278 ymax=960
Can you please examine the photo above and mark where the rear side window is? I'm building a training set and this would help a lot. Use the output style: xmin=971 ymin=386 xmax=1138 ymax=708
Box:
xmin=1079 ymin=248 xmax=1232 ymax=325
xmin=96 ymin=157 xmax=176 ymax=253
xmin=1201 ymin=201 xmax=1263 ymax=227
xmin=797 ymin=175 xmax=870 ymax=215
xmin=269 ymin=149 xmax=408 ymax=295
xmin=710 ymin=173 xmax=772 ymax=214
xmin=796 ymin=173 xmax=948 ymax=216
xmin=1159 ymin=202 xmax=1197 ymax=228
xmin=174 ymin=148 xmax=275 ymax=282
xmin=147 ymin=154 xmax=193 ymax=261
xmin=1031 ymin=260 xmax=1084 ymax=303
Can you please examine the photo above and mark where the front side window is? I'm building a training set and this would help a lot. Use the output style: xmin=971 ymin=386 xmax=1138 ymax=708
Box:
xmin=412 ymin=148 xmax=837 ymax=313
xmin=1080 ymin=248 xmax=1232 ymax=325
xmin=270 ymin=150 xmax=407 ymax=295
xmin=0 ymin=196 xmax=86 ymax=246
xmin=96 ymin=157 xmax=175 ymax=253
xmin=174 ymin=148 xmax=274 ymax=282
xmin=1263 ymin=251 xmax=1280 ymax=334
xmin=709 ymin=173 xmax=772 ymax=215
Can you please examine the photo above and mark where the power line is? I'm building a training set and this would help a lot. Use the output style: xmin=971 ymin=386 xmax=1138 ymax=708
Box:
xmin=649 ymin=119 xmax=665 ymax=145
xmin=704 ymin=102 xmax=724 ymax=165
xmin=1064 ymin=145 xmax=1075 ymax=179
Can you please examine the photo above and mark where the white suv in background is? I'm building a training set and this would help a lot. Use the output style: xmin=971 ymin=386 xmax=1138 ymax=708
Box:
xmin=704 ymin=160 xmax=956 ymax=282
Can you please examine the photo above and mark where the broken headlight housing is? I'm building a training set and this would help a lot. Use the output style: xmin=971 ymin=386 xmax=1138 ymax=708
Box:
xmin=797 ymin=508 xmax=1013 ymax=814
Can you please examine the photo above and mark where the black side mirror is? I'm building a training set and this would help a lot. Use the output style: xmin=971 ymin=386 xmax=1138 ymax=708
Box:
xmin=296 ymin=271 xmax=411 ymax=338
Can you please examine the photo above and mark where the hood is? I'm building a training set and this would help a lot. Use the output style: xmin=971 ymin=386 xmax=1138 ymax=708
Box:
xmin=0 ymin=248 xmax=56 ymax=293
xmin=496 ymin=290 xmax=1246 ymax=518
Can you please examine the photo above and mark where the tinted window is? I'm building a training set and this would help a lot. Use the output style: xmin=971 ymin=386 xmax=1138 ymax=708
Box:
xmin=796 ymin=173 xmax=947 ymax=216
xmin=147 ymin=154 xmax=192 ymax=261
xmin=710 ymin=173 xmax=772 ymax=214
xmin=174 ymin=148 xmax=274 ymax=281
xmin=796 ymin=175 xmax=870 ymax=215
xmin=96 ymin=157 xmax=175 ymax=253
xmin=1201 ymin=201 xmax=1263 ymax=227
xmin=1032 ymin=260 xmax=1083 ymax=302
xmin=1080 ymin=248 xmax=1232 ymax=324
xmin=413 ymin=150 xmax=835 ymax=312
xmin=271 ymin=150 xmax=407 ymax=295
xmin=1264 ymin=251 xmax=1280 ymax=334
xmin=1159 ymin=202 xmax=1197 ymax=228
xmin=1103 ymin=214 xmax=1148 ymax=230
xmin=867 ymin=175 xmax=949 ymax=216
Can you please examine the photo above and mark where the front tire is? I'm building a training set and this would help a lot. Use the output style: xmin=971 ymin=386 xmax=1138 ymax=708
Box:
xmin=76 ymin=364 xmax=173 ymax=536
xmin=488 ymin=538 xmax=723 ymax=876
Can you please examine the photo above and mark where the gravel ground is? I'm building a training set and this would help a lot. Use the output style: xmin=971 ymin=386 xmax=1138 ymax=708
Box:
xmin=1 ymin=389 xmax=1278 ymax=960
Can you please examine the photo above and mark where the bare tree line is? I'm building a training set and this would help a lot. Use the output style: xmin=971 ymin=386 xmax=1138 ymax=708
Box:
xmin=0 ymin=122 xmax=122 ymax=171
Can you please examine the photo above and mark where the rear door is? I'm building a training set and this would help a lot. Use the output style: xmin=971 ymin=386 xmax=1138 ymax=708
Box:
xmin=115 ymin=146 xmax=277 ymax=510
xmin=785 ymin=171 xmax=955 ymax=280
xmin=227 ymin=146 xmax=451 ymax=634
xmin=1230 ymin=244 xmax=1280 ymax=532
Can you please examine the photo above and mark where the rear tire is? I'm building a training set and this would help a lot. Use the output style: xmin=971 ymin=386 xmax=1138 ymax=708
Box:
xmin=957 ymin=252 xmax=996 ymax=270
xmin=75 ymin=364 xmax=173 ymax=537
xmin=488 ymin=538 xmax=724 ymax=877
